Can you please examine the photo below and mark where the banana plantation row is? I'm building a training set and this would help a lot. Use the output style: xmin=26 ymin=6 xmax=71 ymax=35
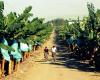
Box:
xmin=0 ymin=1 xmax=53 ymax=77
xmin=53 ymin=3 xmax=100 ymax=70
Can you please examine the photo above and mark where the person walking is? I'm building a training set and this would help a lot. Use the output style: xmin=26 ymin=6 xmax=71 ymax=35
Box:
xmin=44 ymin=47 xmax=49 ymax=61
xmin=51 ymin=46 xmax=57 ymax=62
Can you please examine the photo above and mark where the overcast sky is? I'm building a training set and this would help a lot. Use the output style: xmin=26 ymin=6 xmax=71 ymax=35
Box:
xmin=3 ymin=0 xmax=100 ymax=21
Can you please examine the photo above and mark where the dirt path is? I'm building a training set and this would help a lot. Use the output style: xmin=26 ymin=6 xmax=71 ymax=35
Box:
xmin=18 ymin=61 xmax=100 ymax=80
xmin=5 ymin=29 xmax=100 ymax=80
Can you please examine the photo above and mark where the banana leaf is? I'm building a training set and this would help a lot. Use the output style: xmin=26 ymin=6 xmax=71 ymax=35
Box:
xmin=88 ymin=30 xmax=94 ymax=40
xmin=18 ymin=39 xmax=27 ymax=44
xmin=0 ymin=43 xmax=15 ymax=52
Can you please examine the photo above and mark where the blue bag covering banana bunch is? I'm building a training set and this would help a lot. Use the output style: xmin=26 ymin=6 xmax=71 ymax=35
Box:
xmin=10 ymin=40 xmax=22 ymax=62
xmin=20 ymin=42 xmax=29 ymax=52
xmin=0 ymin=38 xmax=10 ymax=62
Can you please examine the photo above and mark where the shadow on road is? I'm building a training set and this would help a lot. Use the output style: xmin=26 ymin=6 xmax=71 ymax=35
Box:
xmin=49 ymin=39 xmax=96 ymax=72
xmin=56 ymin=53 xmax=95 ymax=72
xmin=36 ymin=37 xmax=97 ymax=72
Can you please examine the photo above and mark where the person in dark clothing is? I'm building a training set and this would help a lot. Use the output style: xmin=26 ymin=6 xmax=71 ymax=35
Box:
xmin=44 ymin=47 xmax=49 ymax=61
xmin=67 ymin=36 xmax=74 ymax=52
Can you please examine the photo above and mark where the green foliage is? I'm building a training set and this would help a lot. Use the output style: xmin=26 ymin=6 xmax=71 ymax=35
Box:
xmin=0 ymin=1 xmax=4 ymax=31
xmin=0 ymin=1 xmax=53 ymax=52
xmin=86 ymin=3 xmax=99 ymax=39
xmin=96 ymin=9 xmax=100 ymax=24
xmin=56 ymin=18 xmax=82 ymax=40
xmin=56 ymin=3 xmax=100 ymax=42
xmin=0 ymin=43 xmax=15 ymax=52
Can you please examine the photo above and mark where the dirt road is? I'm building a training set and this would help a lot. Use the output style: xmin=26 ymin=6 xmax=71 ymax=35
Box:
xmin=5 ymin=30 xmax=100 ymax=80
xmin=17 ymin=60 xmax=100 ymax=80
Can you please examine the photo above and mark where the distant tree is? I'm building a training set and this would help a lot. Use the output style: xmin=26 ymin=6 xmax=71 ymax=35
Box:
xmin=86 ymin=3 xmax=98 ymax=39
xmin=0 ymin=1 xmax=4 ymax=34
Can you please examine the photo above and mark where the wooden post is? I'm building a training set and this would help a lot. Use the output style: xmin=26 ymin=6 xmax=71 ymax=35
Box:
xmin=21 ymin=52 xmax=25 ymax=61
xmin=33 ymin=46 xmax=35 ymax=51
xmin=8 ymin=60 xmax=12 ymax=75
xmin=24 ymin=52 xmax=26 ymax=61
xmin=10 ymin=60 xmax=14 ymax=73
xmin=14 ymin=61 xmax=19 ymax=72
xmin=13 ymin=60 xmax=16 ymax=72
xmin=0 ymin=63 xmax=2 ymax=79
xmin=26 ymin=52 xmax=30 ymax=59
xmin=1 ymin=59 xmax=5 ymax=76
xmin=25 ymin=52 xmax=28 ymax=59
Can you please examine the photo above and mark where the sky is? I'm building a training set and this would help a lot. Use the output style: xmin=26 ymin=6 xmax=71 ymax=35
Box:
xmin=3 ymin=0 xmax=100 ymax=21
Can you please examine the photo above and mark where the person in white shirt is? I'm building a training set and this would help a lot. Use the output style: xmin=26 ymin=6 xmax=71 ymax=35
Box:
xmin=51 ymin=46 xmax=57 ymax=62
